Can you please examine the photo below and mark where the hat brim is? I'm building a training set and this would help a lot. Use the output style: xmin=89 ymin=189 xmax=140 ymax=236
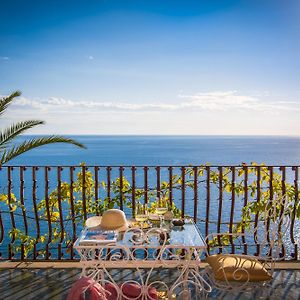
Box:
xmin=86 ymin=216 xmax=129 ymax=232
xmin=99 ymin=221 xmax=129 ymax=232
xmin=85 ymin=216 xmax=102 ymax=228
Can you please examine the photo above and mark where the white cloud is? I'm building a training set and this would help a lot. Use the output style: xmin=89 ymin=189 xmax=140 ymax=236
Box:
xmin=2 ymin=90 xmax=300 ymax=135
xmin=9 ymin=91 xmax=300 ymax=113
xmin=10 ymin=96 xmax=178 ymax=112
xmin=0 ymin=56 xmax=10 ymax=60
xmin=87 ymin=55 xmax=94 ymax=60
xmin=178 ymin=91 xmax=300 ymax=112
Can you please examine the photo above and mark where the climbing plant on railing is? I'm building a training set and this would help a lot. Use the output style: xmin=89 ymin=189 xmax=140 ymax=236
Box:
xmin=0 ymin=163 xmax=299 ymax=258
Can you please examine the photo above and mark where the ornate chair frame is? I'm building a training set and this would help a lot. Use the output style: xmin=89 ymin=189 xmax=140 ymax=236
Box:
xmin=204 ymin=194 xmax=292 ymax=296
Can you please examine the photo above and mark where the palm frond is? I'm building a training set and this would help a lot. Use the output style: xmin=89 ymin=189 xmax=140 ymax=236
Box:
xmin=0 ymin=136 xmax=86 ymax=165
xmin=0 ymin=91 xmax=21 ymax=116
xmin=0 ymin=120 xmax=45 ymax=150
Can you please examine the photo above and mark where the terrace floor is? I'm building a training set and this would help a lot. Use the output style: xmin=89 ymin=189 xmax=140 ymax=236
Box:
xmin=0 ymin=263 xmax=299 ymax=300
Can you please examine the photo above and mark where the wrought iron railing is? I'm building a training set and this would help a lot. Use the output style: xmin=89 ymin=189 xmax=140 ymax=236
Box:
xmin=0 ymin=165 xmax=299 ymax=261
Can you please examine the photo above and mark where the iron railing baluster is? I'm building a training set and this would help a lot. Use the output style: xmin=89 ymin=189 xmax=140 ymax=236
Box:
xmin=181 ymin=167 xmax=185 ymax=219
xmin=119 ymin=167 xmax=124 ymax=210
xmin=193 ymin=166 xmax=198 ymax=223
xmin=82 ymin=166 xmax=87 ymax=221
xmin=94 ymin=166 xmax=100 ymax=215
xmin=144 ymin=167 xmax=148 ymax=203
xmin=168 ymin=167 xmax=173 ymax=205
xmin=291 ymin=166 xmax=298 ymax=260
xmin=69 ymin=166 xmax=76 ymax=259
xmin=254 ymin=166 xmax=261 ymax=256
xmin=8 ymin=167 xmax=16 ymax=259
xmin=20 ymin=166 xmax=28 ymax=260
xmin=229 ymin=167 xmax=235 ymax=253
xmin=45 ymin=167 xmax=52 ymax=260
xmin=131 ymin=167 xmax=136 ymax=218
xmin=57 ymin=167 xmax=64 ymax=260
xmin=205 ymin=166 xmax=210 ymax=239
xmin=242 ymin=165 xmax=248 ymax=255
xmin=217 ymin=167 xmax=223 ymax=252
xmin=32 ymin=167 xmax=40 ymax=259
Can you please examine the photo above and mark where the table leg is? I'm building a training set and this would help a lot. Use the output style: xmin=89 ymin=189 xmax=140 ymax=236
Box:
xmin=182 ymin=267 xmax=191 ymax=300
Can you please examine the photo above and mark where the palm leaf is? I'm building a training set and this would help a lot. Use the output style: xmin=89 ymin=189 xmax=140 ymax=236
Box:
xmin=0 ymin=120 xmax=45 ymax=150
xmin=0 ymin=91 xmax=21 ymax=116
xmin=0 ymin=136 xmax=86 ymax=165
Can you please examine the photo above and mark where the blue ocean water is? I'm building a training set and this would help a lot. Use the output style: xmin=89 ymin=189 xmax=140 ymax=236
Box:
xmin=9 ymin=135 xmax=300 ymax=166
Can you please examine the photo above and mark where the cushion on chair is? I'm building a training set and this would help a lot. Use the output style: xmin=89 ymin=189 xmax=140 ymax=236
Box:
xmin=206 ymin=254 xmax=272 ymax=282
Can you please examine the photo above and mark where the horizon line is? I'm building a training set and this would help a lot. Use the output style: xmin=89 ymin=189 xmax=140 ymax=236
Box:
xmin=20 ymin=134 xmax=300 ymax=137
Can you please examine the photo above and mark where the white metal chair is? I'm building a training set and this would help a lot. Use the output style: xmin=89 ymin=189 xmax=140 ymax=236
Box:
xmin=204 ymin=194 xmax=292 ymax=297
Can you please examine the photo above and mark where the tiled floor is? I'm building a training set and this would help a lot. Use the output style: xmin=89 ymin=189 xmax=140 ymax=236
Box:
xmin=207 ymin=269 xmax=300 ymax=299
xmin=0 ymin=268 xmax=299 ymax=300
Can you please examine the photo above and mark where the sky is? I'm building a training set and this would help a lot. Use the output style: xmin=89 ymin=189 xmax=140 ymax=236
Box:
xmin=0 ymin=0 xmax=300 ymax=135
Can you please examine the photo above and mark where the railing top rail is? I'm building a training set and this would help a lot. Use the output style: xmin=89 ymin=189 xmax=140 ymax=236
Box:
xmin=2 ymin=165 xmax=300 ymax=168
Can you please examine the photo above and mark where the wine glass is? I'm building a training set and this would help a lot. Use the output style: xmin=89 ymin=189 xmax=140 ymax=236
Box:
xmin=135 ymin=202 xmax=149 ymax=229
xmin=155 ymin=197 xmax=168 ymax=228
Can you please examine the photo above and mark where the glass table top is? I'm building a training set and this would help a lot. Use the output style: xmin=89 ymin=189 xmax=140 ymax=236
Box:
xmin=75 ymin=219 xmax=206 ymax=249
xmin=117 ymin=219 xmax=206 ymax=248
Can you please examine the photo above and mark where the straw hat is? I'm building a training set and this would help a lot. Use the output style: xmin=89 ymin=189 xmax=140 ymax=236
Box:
xmin=85 ymin=209 xmax=129 ymax=232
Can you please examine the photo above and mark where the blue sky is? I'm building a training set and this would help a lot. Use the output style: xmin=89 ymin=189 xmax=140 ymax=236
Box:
xmin=1 ymin=0 xmax=300 ymax=135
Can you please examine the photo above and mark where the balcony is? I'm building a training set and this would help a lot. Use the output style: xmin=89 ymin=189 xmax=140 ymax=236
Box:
xmin=0 ymin=164 xmax=299 ymax=299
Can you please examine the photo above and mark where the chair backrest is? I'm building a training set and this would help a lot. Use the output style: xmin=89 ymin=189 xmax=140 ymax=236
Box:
xmin=205 ymin=194 xmax=293 ymax=261
xmin=249 ymin=194 xmax=292 ymax=260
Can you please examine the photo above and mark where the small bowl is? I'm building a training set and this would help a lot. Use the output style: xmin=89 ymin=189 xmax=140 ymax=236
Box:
xmin=172 ymin=219 xmax=185 ymax=226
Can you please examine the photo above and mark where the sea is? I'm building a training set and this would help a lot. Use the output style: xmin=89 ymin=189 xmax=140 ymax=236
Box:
xmin=8 ymin=135 xmax=300 ymax=166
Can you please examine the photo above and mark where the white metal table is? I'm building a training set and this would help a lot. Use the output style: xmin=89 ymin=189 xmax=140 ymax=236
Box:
xmin=74 ymin=219 xmax=211 ymax=299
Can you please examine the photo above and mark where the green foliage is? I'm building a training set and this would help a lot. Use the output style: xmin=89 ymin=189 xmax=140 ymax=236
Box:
xmin=0 ymin=91 xmax=21 ymax=116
